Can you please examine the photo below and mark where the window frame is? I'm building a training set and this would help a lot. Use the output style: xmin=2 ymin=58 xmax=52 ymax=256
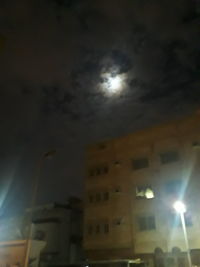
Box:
xmin=169 ymin=212 xmax=193 ymax=228
xmin=137 ymin=215 xmax=156 ymax=231
xmin=103 ymin=192 xmax=109 ymax=201
xmin=135 ymin=185 xmax=155 ymax=199
xmin=132 ymin=157 xmax=149 ymax=170
xmin=104 ymin=223 xmax=109 ymax=234
xmin=160 ymin=150 xmax=180 ymax=164
xmin=87 ymin=225 xmax=93 ymax=235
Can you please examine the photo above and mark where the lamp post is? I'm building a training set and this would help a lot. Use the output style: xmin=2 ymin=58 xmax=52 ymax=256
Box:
xmin=24 ymin=150 xmax=56 ymax=267
xmin=173 ymin=201 xmax=192 ymax=267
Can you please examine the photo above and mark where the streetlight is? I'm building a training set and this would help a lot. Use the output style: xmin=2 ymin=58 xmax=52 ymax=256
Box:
xmin=24 ymin=150 xmax=56 ymax=267
xmin=173 ymin=201 xmax=192 ymax=267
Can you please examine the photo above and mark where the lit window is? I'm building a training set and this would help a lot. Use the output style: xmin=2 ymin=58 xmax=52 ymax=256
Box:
xmin=160 ymin=151 xmax=180 ymax=164
xmin=136 ymin=186 xmax=154 ymax=199
xmin=138 ymin=216 xmax=156 ymax=231
xmin=132 ymin=158 xmax=149 ymax=170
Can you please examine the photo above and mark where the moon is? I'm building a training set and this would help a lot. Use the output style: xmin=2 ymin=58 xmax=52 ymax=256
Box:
xmin=101 ymin=72 xmax=125 ymax=96
xmin=108 ymin=76 xmax=122 ymax=93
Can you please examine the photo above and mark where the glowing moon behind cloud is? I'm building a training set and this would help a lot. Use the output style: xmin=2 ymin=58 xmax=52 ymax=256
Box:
xmin=101 ymin=72 xmax=126 ymax=96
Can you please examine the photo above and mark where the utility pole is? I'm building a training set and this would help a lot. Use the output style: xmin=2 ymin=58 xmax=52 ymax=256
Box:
xmin=24 ymin=150 xmax=56 ymax=267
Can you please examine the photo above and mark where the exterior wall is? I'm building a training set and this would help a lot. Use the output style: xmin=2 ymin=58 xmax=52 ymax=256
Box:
xmin=0 ymin=240 xmax=46 ymax=267
xmin=32 ymin=202 xmax=83 ymax=265
xmin=83 ymin=113 xmax=200 ymax=265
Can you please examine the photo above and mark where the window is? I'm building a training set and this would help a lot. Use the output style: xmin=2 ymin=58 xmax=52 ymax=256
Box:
xmin=148 ymin=216 xmax=156 ymax=229
xmin=169 ymin=213 xmax=192 ymax=227
xmin=96 ymin=193 xmax=101 ymax=202
xmin=34 ymin=230 xmax=46 ymax=240
xmin=113 ymin=218 xmax=123 ymax=226
xmin=185 ymin=213 xmax=193 ymax=226
xmin=192 ymin=141 xmax=200 ymax=148
xmin=160 ymin=151 xmax=180 ymax=164
xmin=98 ymin=143 xmax=106 ymax=150
xmin=103 ymin=192 xmax=109 ymax=201
xmin=87 ymin=225 xmax=93 ymax=235
xmin=114 ymin=186 xmax=122 ymax=193
xmin=103 ymin=166 xmax=109 ymax=174
xmin=89 ymin=164 xmax=109 ymax=177
xmin=138 ymin=216 xmax=156 ymax=231
xmin=132 ymin=157 xmax=149 ymax=170
xmin=104 ymin=223 xmax=109 ymax=234
xmin=114 ymin=161 xmax=121 ymax=166
xmin=138 ymin=217 xmax=146 ymax=231
xmin=164 ymin=180 xmax=183 ymax=196
xmin=89 ymin=170 xmax=95 ymax=177
xmin=136 ymin=186 xmax=154 ymax=199
xmin=195 ymin=0 xmax=200 ymax=14
xmin=96 ymin=224 xmax=100 ymax=234
xmin=191 ymin=249 xmax=200 ymax=266
xmin=89 ymin=191 xmax=109 ymax=204
xmin=88 ymin=195 xmax=94 ymax=203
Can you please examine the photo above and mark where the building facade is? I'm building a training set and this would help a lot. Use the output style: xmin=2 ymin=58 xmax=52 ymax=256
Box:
xmin=83 ymin=112 xmax=200 ymax=266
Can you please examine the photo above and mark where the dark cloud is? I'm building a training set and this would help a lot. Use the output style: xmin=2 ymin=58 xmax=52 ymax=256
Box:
xmin=0 ymin=0 xmax=199 ymax=213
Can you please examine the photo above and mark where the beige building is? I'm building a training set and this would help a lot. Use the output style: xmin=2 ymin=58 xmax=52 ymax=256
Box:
xmin=84 ymin=112 xmax=200 ymax=266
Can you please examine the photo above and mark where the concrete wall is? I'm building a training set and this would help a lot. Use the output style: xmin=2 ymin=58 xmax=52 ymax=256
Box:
xmin=31 ymin=202 xmax=83 ymax=265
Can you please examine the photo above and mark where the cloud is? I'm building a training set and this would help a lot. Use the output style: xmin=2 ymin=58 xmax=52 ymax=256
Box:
xmin=0 ymin=0 xmax=199 ymax=207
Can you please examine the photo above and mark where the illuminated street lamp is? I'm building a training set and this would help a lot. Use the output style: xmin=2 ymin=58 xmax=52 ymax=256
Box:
xmin=173 ymin=201 xmax=192 ymax=267
xmin=173 ymin=201 xmax=186 ymax=214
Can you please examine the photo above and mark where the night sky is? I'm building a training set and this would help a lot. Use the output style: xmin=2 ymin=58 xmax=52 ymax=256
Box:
xmin=0 ymin=0 xmax=199 ymax=215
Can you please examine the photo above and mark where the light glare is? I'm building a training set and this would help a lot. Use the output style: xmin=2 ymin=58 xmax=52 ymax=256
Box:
xmin=173 ymin=201 xmax=186 ymax=214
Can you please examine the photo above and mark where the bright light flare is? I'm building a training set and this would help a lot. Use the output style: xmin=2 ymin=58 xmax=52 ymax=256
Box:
xmin=173 ymin=201 xmax=186 ymax=214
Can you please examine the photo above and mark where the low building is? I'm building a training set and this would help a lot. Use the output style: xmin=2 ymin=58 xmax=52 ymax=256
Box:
xmin=83 ymin=112 xmax=200 ymax=267
xmin=32 ymin=199 xmax=83 ymax=266
xmin=0 ymin=198 xmax=83 ymax=267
